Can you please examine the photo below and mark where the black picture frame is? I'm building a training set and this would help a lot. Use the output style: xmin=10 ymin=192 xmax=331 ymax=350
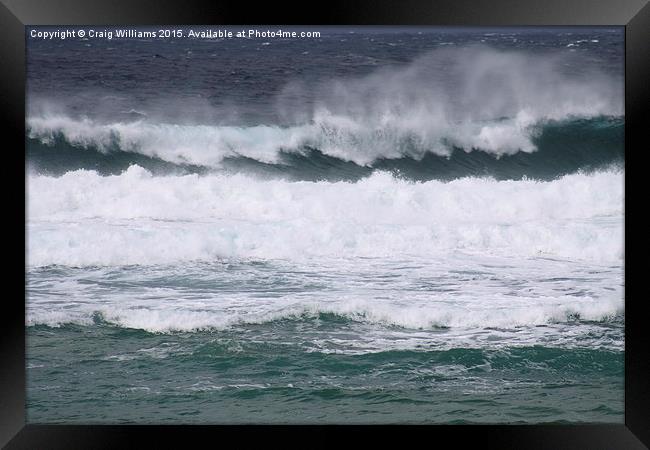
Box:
xmin=2 ymin=0 xmax=648 ymax=448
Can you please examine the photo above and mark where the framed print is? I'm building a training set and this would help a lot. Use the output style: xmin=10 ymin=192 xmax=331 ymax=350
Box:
xmin=2 ymin=0 xmax=648 ymax=448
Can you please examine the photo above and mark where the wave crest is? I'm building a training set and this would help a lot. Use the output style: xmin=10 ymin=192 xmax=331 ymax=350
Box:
xmin=27 ymin=46 xmax=623 ymax=170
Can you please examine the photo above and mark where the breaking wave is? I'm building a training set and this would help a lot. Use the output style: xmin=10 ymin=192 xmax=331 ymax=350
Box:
xmin=27 ymin=168 xmax=623 ymax=266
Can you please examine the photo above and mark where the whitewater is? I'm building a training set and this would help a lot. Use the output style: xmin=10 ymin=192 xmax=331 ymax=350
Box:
xmin=26 ymin=26 xmax=625 ymax=424
xmin=26 ymin=166 xmax=624 ymax=349
xmin=28 ymin=168 xmax=622 ymax=266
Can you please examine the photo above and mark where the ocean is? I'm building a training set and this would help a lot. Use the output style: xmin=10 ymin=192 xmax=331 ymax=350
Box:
xmin=26 ymin=26 xmax=624 ymax=424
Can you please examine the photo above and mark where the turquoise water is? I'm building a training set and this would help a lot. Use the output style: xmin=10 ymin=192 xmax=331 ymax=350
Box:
xmin=27 ymin=317 xmax=623 ymax=424
xmin=26 ymin=256 xmax=624 ymax=424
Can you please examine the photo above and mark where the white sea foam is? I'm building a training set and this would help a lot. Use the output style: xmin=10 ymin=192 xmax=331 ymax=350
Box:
xmin=23 ymin=110 xmax=607 ymax=167
xmin=27 ymin=294 xmax=622 ymax=333
xmin=27 ymin=284 xmax=624 ymax=346
xmin=26 ymin=167 xmax=623 ymax=266
xmin=27 ymin=182 xmax=623 ymax=345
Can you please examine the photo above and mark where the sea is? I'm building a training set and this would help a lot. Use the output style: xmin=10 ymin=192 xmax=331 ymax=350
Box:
xmin=26 ymin=26 xmax=624 ymax=424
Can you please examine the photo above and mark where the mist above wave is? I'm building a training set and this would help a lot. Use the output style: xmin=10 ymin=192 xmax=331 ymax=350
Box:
xmin=27 ymin=46 xmax=623 ymax=167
